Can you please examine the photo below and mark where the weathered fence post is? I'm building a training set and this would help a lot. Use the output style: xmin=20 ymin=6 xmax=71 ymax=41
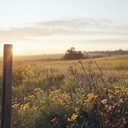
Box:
xmin=1 ymin=44 xmax=13 ymax=128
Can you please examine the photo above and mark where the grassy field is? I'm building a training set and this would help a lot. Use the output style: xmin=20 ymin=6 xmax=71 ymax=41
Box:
xmin=14 ymin=54 xmax=128 ymax=70
xmin=0 ymin=55 xmax=128 ymax=128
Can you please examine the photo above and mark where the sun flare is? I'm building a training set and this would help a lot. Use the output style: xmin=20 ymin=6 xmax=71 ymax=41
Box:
xmin=12 ymin=44 xmax=26 ymax=55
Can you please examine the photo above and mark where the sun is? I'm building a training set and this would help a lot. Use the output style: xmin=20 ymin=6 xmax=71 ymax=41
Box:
xmin=12 ymin=44 xmax=25 ymax=55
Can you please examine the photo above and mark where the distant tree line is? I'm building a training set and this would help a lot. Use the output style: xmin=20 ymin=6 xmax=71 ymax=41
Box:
xmin=63 ymin=47 xmax=128 ymax=60
xmin=88 ymin=49 xmax=128 ymax=57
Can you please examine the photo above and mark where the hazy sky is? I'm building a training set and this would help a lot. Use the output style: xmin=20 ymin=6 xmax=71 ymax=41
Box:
xmin=0 ymin=0 xmax=128 ymax=55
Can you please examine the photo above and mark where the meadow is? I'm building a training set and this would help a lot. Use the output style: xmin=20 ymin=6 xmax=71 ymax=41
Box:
xmin=0 ymin=55 xmax=128 ymax=128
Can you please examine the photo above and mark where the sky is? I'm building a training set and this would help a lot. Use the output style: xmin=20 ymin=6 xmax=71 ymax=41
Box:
xmin=0 ymin=0 xmax=128 ymax=56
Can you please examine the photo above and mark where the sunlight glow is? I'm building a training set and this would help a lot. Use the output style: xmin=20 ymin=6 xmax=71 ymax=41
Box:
xmin=12 ymin=43 xmax=26 ymax=55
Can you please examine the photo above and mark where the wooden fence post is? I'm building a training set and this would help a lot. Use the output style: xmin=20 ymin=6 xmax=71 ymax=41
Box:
xmin=1 ymin=44 xmax=13 ymax=128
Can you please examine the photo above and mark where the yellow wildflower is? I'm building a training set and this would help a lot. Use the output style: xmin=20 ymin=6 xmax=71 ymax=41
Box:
xmin=84 ymin=99 xmax=89 ymax=103
xmin=75 ymin=108 xmax=79 ymax=112
xmin=12 ymin=103 xmax=20 ymax=109
xmin=68 ymin=114 xmax=78 ymax=122
xmin=71 ymin=114 xmax=78 ymax=120
xmin=87 ymin=93 xmax=95 ymax=101
xmin=114 ymin=90 xmax=120 ymax=94
xmin=67 ymin=118 xmax=72 ymax=122
xmin=20 ymin=103 xmax=29 ymax=110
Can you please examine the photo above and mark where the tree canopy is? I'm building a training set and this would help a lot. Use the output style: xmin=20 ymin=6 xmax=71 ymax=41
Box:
xmin=63 ymin=47 xmax=84 ymax=60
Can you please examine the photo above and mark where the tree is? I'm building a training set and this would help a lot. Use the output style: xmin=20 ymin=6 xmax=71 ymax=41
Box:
xmin=63 ymin=47 xmax=84 ymax=60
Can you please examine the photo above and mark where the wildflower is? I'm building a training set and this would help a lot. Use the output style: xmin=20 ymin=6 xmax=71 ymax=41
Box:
xmin=51 ymin=117 xmax=57 ymax=123
xmin=84 ymin=99 xmax=89 ymax=103
xmin=108 ymin=95 xmax=113 ymax=99
xmin=20 ymin=103 xmax=29 ymax=110
xmin=62 ymin=93 xmax=70 ymax=99
xmin=66 ymin=105 xmax=68 ymax=107
xmin=67 ymin=118 xmax=72 ymax=122
xmin=103 ymin=88 xmax=107 ymax=91
xmin=32 ymin=106 xmax=37 ymax=110
xmin=12 ymin=103 xmax=20 ymax=109
xmin=105 ymin=105 xmax=108 ymax=108
xmin=87 ymin=93 xmax=95 ymax=101
xmin=58 ymin=98 xmax=65 ymax=105
xmin=34 ymin=88 xmax=43 ymax=93
xmin=71 ymin=114 xmax=78 ymax=120
xmin=115 ymin=86 xmax=120 ymax=89
xmin=28 ymin=95 xmax=35 ymax=99
xmin=76 ymin=101 xmax=79 ymax=105
xmin=39 ymin=100 xmax=46 ymax=104
xmin=67 ymin=114 xmax=78 ymax=122
xmin=114 ymin=90 xmax=120 ymax=94
xmin=108 ymin=106 xmax=112 ymax=111
xmin=101 ymin=99 xmax=107 ymax=105
xmin=119 ymin=98 xmax=124 ymax=103
xmin=75 ymin=108 xmax=79 ymax=112
xmin=55 ymin=89 xmax=61 ymax=93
